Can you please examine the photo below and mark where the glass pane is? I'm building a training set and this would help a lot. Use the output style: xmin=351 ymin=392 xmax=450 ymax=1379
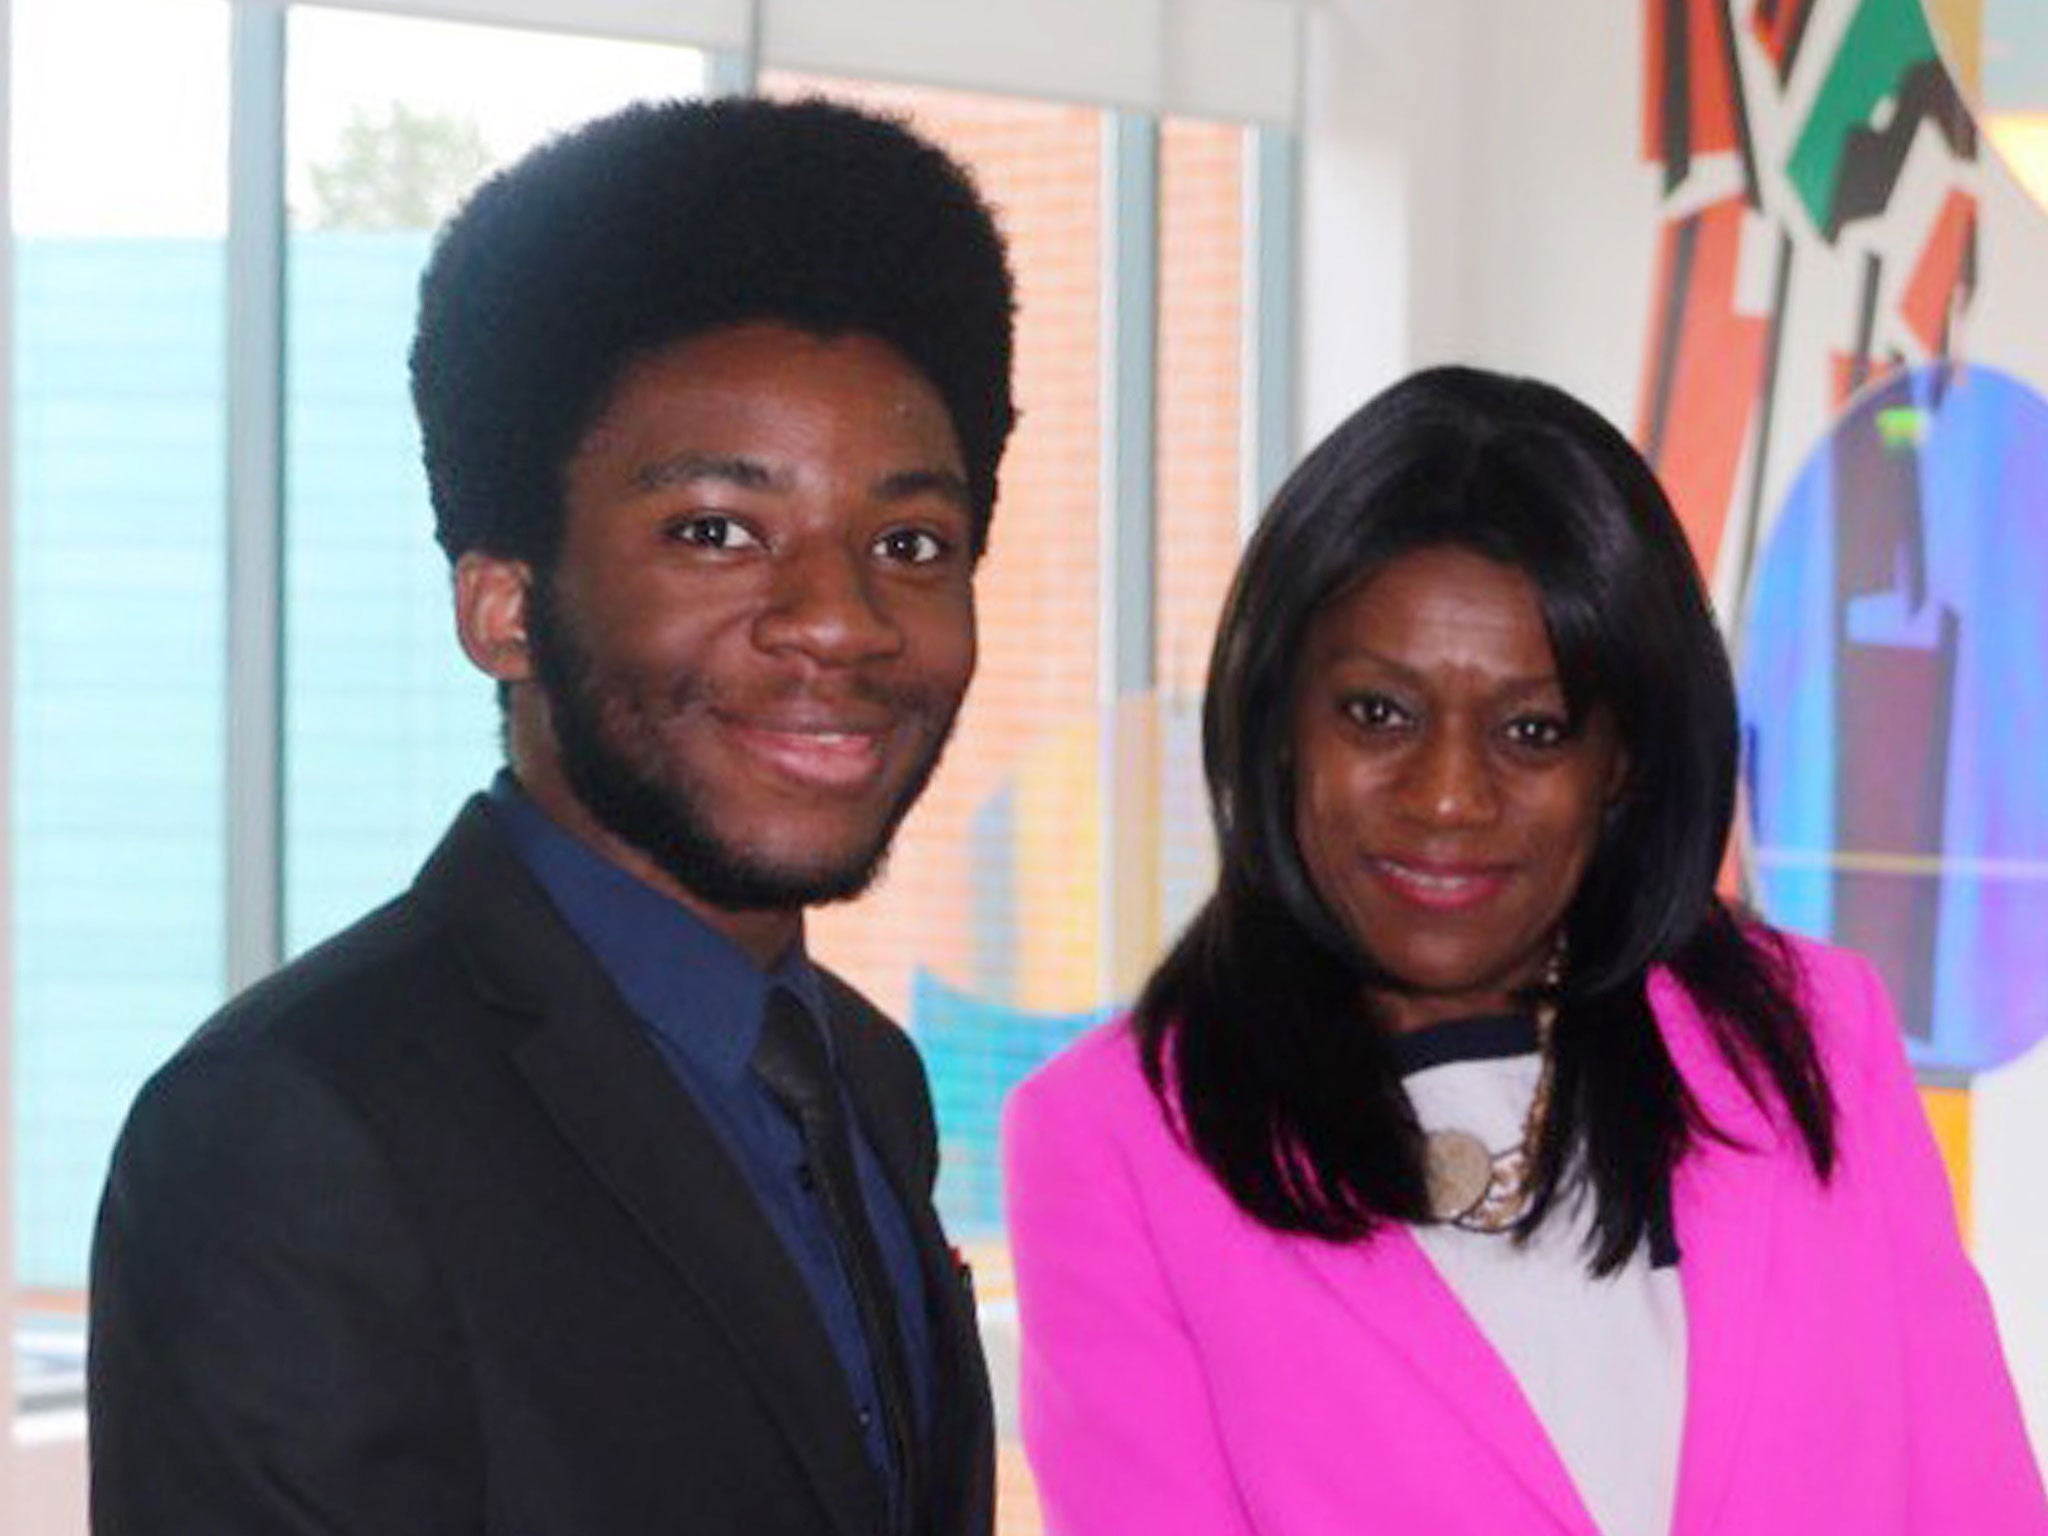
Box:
xmin=759 ymin=73 xmax=1109 ymax=1179
xmin=760 ymin=72 xmax=1110 ymax=1536
xmin=10 ymin=0 xmax=230 ymax=1365
xmin=1155 ymin=117 xmax=1247 ymax=936
xmin=281 ymin=8 xmax=709 ymax=954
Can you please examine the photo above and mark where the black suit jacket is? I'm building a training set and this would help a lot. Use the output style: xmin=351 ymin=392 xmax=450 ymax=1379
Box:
xmin=88 ymin=798 xmax=994 ymax=1536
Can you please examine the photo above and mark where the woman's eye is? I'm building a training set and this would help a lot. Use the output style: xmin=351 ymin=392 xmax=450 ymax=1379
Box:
xmin=875 ymin=527 xmax=947 ymax=565
xmin=666 ymin=514 xmax=760 ymax=550
xmin=1342 ymin=694 xmax=1409 ymax=730
xmin=1506 ymin=714 xmax=1571 ymax=749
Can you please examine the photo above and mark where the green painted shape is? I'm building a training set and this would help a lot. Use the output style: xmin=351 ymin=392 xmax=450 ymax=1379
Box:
xmin=1786 ymin=0 xmax=1939 ymax=229
xmin=1876 ymin=403 xmax=1931 ymax=448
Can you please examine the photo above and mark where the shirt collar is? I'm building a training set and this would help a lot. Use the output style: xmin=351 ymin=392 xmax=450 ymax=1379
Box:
xmin=1384 ymin=1013 xmax=1539 ymax=1077
xmin=484 ymin=770 xmax=828 ymax=1085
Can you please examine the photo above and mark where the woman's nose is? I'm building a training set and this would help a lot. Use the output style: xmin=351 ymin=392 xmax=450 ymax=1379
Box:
xmin=1399 ymin=727 xmax=1500 ymax=827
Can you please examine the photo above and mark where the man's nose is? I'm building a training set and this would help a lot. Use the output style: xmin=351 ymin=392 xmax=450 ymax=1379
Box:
xmin=752 ymin=540 xmax=902 ymax=666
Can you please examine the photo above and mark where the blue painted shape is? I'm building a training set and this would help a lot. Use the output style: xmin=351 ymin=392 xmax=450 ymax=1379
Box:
xmin=1740 ymin=363 xmax=2048 ymax=1073
xmin=910 ymin=968 xmax=1115 ymax=1234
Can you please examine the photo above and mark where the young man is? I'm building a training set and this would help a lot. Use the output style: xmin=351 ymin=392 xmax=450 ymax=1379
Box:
xmin=88 ymin=97 xmax=1015 ymax=1536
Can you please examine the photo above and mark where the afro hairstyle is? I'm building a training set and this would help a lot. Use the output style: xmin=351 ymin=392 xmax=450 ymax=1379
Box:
xmin=410 ymin=94 xmax=1017 ymax=568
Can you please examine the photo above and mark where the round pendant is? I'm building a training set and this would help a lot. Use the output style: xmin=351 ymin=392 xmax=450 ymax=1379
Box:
xmin=1423 ymin=1129 xmax=1495 ymax=1223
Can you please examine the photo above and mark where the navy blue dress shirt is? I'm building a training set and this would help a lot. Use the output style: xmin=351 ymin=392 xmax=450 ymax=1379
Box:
xmin=485 ymin=774 xmax=935 ymax=1496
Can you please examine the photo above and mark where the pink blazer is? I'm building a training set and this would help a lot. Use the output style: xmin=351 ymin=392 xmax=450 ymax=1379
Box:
xmin=1002 ymin=936 xmax=2047 ymax=1534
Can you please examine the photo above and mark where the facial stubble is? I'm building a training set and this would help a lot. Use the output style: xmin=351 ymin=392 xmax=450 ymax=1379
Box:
xmin=525 ymin=576 xmax=963 ymax=913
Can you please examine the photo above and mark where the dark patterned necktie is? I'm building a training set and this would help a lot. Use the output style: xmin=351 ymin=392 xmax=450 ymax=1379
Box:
xmin=752 ymin=986 xmax=923 ymax=1535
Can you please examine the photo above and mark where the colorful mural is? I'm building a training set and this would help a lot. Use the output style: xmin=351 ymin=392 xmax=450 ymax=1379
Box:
xmin=908 ymin=698 xmax=1211 ymax=1234
xmin=1639 ymin=0 xmax=1979 ymax=583
xmin=1638 ymin=0 xmax=2048 ymax=1086
xmin=915 ymin=970 xmax=1115 ymax=1229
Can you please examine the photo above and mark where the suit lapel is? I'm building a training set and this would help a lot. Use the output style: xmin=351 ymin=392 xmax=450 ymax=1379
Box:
xmin=828 ymin=988 xmax=995 ymax=1536
xmin=1654 ymin=976 xmax=1784 ymax=1536
xmin=1295 ymin=1231 xmax=1601 ymax=1534
xmin=415 ymin=803 xmax=888 ymax=1536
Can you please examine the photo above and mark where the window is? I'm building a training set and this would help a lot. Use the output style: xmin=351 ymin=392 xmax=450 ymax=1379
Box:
xmin=764 ymin=67 xmax=1110 ymax=1067
xmin=1154 ymin=115 xmax=1249 ymax=936
xmin=10 ymin=0 xmax=230 ymax=1345
xmin=282 ymin=8 xmax=709 ymax=951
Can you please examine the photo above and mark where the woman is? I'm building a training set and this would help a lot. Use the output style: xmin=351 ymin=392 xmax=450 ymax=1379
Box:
xmin=1002 ymin=367 xmax=2045 ymax=1535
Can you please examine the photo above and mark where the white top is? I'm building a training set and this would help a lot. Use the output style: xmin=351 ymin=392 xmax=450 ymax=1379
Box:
xmin=1399 ymin=1018 xmax=1688 ymax=1536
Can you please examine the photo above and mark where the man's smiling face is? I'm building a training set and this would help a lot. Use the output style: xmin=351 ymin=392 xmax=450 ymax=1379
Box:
xmin=475 ymin=320 xmax=977 ymax=955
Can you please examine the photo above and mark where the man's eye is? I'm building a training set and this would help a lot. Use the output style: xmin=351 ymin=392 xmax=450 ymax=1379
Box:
xmin=1342 ymin=694 xmax=1409 ymax=730
xmin=875 ymin=527 xmax=947 ymax=565
xmin=666 ymin=514 xmax=760 ymax=550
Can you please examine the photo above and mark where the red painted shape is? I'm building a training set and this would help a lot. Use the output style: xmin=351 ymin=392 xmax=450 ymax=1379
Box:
xmin=1901 ymin=190 xmax=1977 ymax=356
xmin=1831 ymin=352 xmax=1904 ymax=408
xmin=1644 ymin=0 xmax=1744 ymax=163
xmin=1688 ymin=0 xmax=1744 ymax=155
xmin=1644 ymin=0 xmax=1668 ymax=162
xmin=1638 ymin=200 xmax=1768 ymax=572
xmin=1749 ymin=0 xmax=1817 ymax=78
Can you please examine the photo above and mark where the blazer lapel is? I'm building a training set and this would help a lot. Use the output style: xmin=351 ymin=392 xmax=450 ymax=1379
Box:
xmin=1284 ymin=974 xmax=1793 ymax=1536
xmin=1299 ymin=981 xmax=1791 ymax=1536
xmin=415 ymin=803 xmax=887 ymax=1536
xmin=1295 ymin=1230 xmax=1602 ymax=1534
xmin=829 ymin=994 xmax=996 ymax=1536
xmin=1655 ymin=976 xmax=1785 ymax=1536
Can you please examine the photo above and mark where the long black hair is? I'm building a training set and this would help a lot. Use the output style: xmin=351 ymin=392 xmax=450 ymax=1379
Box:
xmin=1136 ymin=365 xmax=1835 ymax=1274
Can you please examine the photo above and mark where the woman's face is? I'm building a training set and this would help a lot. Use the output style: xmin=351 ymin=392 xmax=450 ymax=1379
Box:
xmin=1289 ymin=545 xmax=1626 ymax=1033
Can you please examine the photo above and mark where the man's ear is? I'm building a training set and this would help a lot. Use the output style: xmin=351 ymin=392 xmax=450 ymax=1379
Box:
xmin=454 ymin=552 xmax=535 ymax=684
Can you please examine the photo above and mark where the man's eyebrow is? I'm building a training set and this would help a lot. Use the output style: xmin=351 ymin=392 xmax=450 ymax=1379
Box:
xmin=630 ymin=454 xmax=786 ymax=494
xmin=874 ymin=467 xmax=971 ymax=507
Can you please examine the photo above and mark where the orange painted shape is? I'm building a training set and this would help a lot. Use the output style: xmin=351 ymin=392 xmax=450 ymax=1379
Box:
xmin=1829 ymin=350 xmax=1904 ymax=409
xmin=1644 ymin=0 xmax=1744 ymax=162
xmin=1830 ymin=352 xmax=1859 ymax=408
xmin=1749 ymin=0 xmax=1816 ymax=76
xmin=1685 ymin=0 xmax=1743 ymax=154
xmin=1643 ymin=0 xmax=1666 ymax=161
xmin=1900 ymin=189 xmax=1977 ymax=357
xmin=1640 ymin=200 xmax=1768 ymax=572
xmin=1919 ymin=1083 xmax=1973 ymax=1244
